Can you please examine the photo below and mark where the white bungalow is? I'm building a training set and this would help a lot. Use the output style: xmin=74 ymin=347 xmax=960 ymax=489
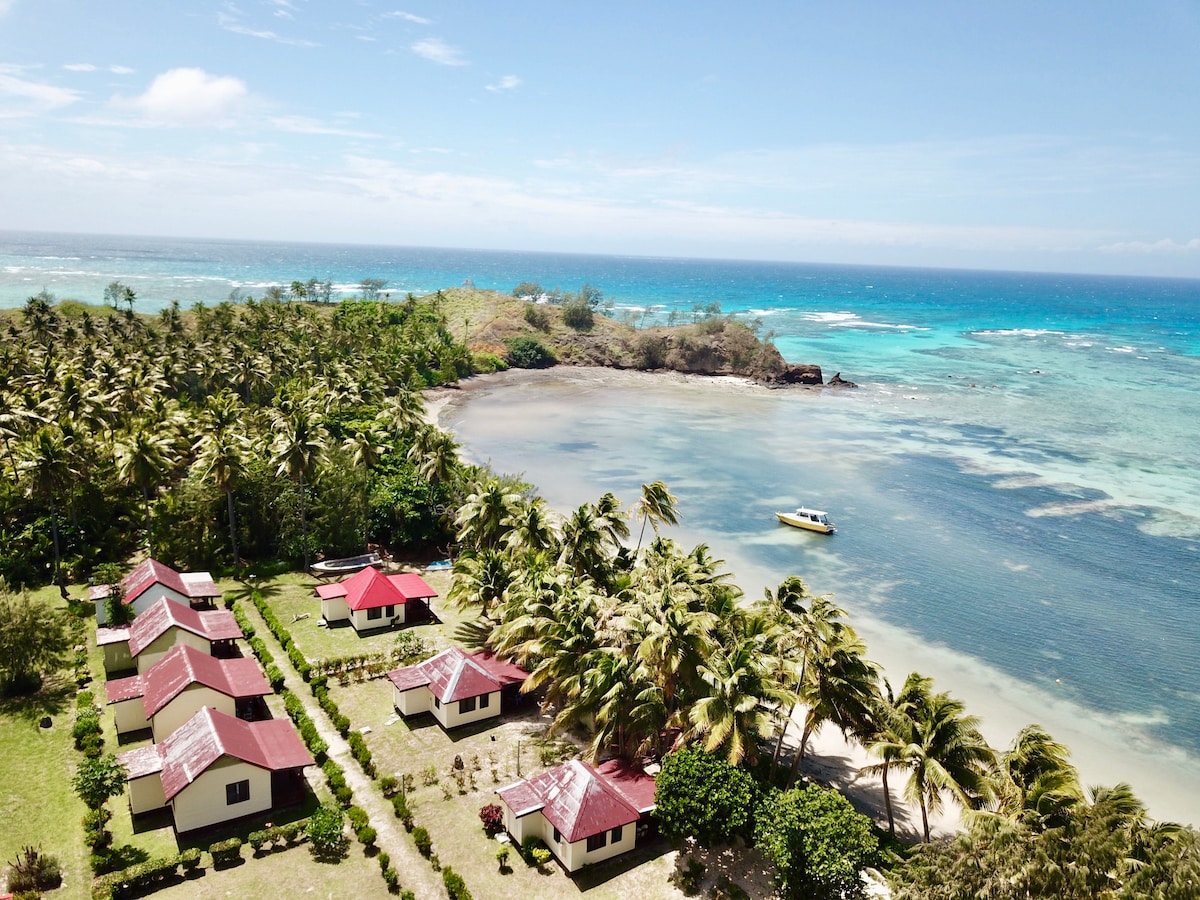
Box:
xmin=316 ymin=567 xmax=437 ymax=633
xmin=98 ymin=596 xmax=242 ymax=675
xmin=105 ymin=644 xmax=271 ymax=739
xmin=496 ymin=759 xmax=657 ymax=872
xmin=118 ymin=707 xmax=313 ymax=833
xmin=92 ymin=558 xmax=220 ymax=625
xmin=386 ymin=646 xmax=529 ymax=731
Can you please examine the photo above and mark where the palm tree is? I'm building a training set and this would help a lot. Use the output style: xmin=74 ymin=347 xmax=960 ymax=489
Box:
xmin=501 ymin=495 xmax=559 ymax=557
xmin=16 ymin=425 xmax=77 ymax=597
xmin=270 ymin=402 xmax=329 ymax=570
xmin=114 ymin=418 xmax=179 ymax=558
xmin=788 ymin=622 xmax=880 ymax=783
xmin=634 ymin=480 xmax=679 ymax=553
xmin=994 ymin=724 xmax=1083 ymax=828
xmin=689 ymin=611 xmax=791 ymax=766
xmin=455 ymin=476 xmax=521 ymax=552
xmin=447 ymin=548 xmax=515 ymax=617
xmin=193 ymin=392 xmax=255 ymax=578
xmin=875 ymin=673 xmax=997 ymax=841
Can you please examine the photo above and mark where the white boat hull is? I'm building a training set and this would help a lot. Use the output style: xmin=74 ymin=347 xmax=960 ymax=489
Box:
xmin=775 ymin=510 xmax=836 ymax=533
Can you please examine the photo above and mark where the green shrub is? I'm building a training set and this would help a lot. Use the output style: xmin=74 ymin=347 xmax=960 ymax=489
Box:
xmin=441 ymin=865 xmax=472 ymax=900
xmin=5 ymin=844 xmax=64 ymax=893
xmin=265 ymin=663 xmax=285 ymax=691
xmin=377 ymin=850 xmax=391 ymax=872
xmin=531 ymin=847 xmax=551 ymax=867
xmin=306 ymin=803 xmax=348 ymax=861
xmin=523 ymin=303 xmax=550 ymax=330
xmin=179 ymin=847 xmax=202 ymax=872
xmin=676 ymin=855 xmax=706 ymax=895
xmin=496 ymin=845 xmax=511 ymax=872
xmin=412 ymin=826 xmax=432 ymax=857
xmin=357 ymin=826 xmax=377 ymax=848
xmin=334 ymin=784 xmax=354 ymax=806
xmin=209 ymin=837 xmax=243 ymax=868
xmin=504 ymin=336 xmax=555 ymax=369
xmin=383 ymin=865 xmax=400 ymax=890
xmin=379 ymin=775 xmax=398 ymax=796
xmin=346 ymin=805 xmax=369 ymax=830
xmin=248 ymin=830 xmax=268 ymax=852
xmin=562 ymin=297 xmax=594 ymax=330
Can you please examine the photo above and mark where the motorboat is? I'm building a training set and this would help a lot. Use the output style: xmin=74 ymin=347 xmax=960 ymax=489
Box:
xmin=310 ymin=552 xmax=383 ymax=578
xmin=775 ymin=507 xmax=837 ymax=534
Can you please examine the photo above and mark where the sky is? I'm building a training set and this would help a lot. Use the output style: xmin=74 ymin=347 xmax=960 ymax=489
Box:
xmin=2 ymin=1 xmax=1199 ymax=277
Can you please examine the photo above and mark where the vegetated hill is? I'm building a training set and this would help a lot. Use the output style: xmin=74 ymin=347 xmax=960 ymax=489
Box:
xmin=437 ymin=287 xmax=823 ymax=385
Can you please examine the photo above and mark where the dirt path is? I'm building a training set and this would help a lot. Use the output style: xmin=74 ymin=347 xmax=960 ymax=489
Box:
xmin=240 ymin=598 xmax=444 ymax=900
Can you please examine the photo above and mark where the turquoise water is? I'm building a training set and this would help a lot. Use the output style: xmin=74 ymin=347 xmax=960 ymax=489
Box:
xmin=4 ymin=230 xmax=1199 ymax=819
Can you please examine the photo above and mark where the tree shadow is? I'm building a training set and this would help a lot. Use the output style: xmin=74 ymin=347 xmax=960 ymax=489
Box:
xmin=0 ymin=671 xmax=75 ymax=722
xmin=451 ymin=616 xmax=493 ymax=649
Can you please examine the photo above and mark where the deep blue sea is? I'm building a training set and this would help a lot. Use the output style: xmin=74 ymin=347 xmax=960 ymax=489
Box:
xmin=4 ymin=230 xmax=1199 ymax=821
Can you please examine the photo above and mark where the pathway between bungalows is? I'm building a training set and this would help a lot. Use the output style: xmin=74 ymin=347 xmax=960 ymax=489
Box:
xmin=239 ymin=598 xmax=444 ymax=900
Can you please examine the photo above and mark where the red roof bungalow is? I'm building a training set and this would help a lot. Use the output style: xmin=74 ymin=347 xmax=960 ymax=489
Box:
xmin=386 ymin=646 xmax=528 ymax=730
xmin=99 ymin=597 xmax=242 ymax=675
xmin=316 ymin=567 xmax=437 ymax=633
xmin=496 ymin=759 xmax=657 ymax=872
xmin=118 ymin=706 xmax=313 ymax=834
xmin=91 ymin=558 xmax=220 ymax=626
xmin=105 ymin=644 xmax=271 ymax=740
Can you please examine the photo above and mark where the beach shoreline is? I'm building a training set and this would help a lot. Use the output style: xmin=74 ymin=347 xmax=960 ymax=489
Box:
xmin=430 ymin=365 xmax=1200 ymax=830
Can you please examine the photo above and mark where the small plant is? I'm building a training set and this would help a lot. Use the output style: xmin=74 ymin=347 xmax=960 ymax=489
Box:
xmin=496 ymin=845 xmax=511 ymax=872
xmin=442 ymin=865 xmax=472 ymax=900
xmin=383 ymin=865 xmax=400 ymax=890
xmin=532 ymin=847 xmax=551 ymax=868
xmin=421 ymin=764 xmax=438 ymax=786
xmin=379 ymin=774 xmax=399 ymax=796
xmin=5 ymin=844 xmax=64 ymax=893
xmin=306 ymin=803 xmax=348 ymax=861
xmin=411 ymin=825 xmax=432 ymax=858
xmin=209 ymin=837 xmax=243 ymax=869
xmin=478 ymin=803 xmax=504 ymax=836
xmin=676 ymin=855 xmax=706 ymax=895
xmin=377 ymin=850 xmax=391 ymax=872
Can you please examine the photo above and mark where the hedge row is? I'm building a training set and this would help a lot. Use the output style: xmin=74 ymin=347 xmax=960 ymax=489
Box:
xmin=250 ymin=591 xmax=311 ymax=680
xmin=90 ymin=848 xmax=201 ymax=899
xmin=280 ymin=688 xmax=328 ymax=762
xmin=247 ymin=820 xmax=308 ymax=853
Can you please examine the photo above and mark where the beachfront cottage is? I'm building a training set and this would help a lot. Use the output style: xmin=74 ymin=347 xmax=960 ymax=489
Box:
xmin=105 ymin=644 xmax=271 ymax=739
xmin=386 ymin=646 xmax=529 ymax=730
xmin=496 ymin=759 xmax=657 ymax=872
xmin=118 ymin=706 xmax=313 ymax=833
xmin=316 ymin=566 xmax=437 ymax=632
xmin=98 ymin=597 xmax=242 ymax=676
xmin=91 ymin=558 xmax=220 ymax=625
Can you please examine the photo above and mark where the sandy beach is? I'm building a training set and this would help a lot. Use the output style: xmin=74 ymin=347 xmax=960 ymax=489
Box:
xmin=430 ymin=366 xmax=1200 ymax=830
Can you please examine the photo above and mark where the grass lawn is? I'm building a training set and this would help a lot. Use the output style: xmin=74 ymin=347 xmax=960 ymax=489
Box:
xmin=327 ymin=676 xmax=690 ymax=900
xmin=0 ymin=585 xmax=96 ymax=900
xmin=147 ymin=841 xmax=385 ymax=900
xmin=234 ymin=568 xmax=458 ymax=664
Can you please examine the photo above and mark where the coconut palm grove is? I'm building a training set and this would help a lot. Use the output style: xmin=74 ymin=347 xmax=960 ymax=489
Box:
xmin=2 ymin=288 xmax=1198 ymax=899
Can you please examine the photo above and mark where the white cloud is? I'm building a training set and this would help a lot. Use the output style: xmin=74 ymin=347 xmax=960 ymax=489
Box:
xmin=270 ymin=115 xmax=379 ymax=138
xmin=1098 ymin=238 xmax=1200 ymax=255
xmin=0 ymin=0 xmax=13 ymax=16
xmin=64 ymin=63 xmax=135 ymax=75
xmin=384 ymin=10 xmax=431 ymax=25
xmin=112 ymin=68 xmax=248 ymax=125
xmin=270 ymin=0 xmax=296 ymax=19
xmin=485 ymin=75 xmax=521 ymax=93
xmin=412 ymin=38 xmax=467 ymax=66
xmin=0 ymin=66 xmax=80 ymax=110
xmin=217 ymin=13 xmax=318 ymax=47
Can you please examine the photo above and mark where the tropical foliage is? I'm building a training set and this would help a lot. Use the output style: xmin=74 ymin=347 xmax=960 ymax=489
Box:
xmin=0 ymin=293 xmax=471 ymax=584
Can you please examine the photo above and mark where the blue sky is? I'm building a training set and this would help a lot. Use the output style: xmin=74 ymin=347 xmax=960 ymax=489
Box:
xmin=2 ymin=1 xmax=1199 ymax=276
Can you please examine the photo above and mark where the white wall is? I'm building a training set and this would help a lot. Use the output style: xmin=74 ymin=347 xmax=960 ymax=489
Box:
xmin=502 ymin=805 xmax=637 ymax=872
xmin=135 ymin=629 xmax=210 ymax=674
xmin=96 ymin=586 xmax=189 ymax=626
xmin=394 ymin=685 xmax=431 ymax=717
xmin=102 ymin=641 xmax=133 ymax=675
xmin=321 ymin=597 xmax=349 ymax=623
xmin=348 ymin=605 xmax=403 ymax=632
xmin=112 ymin=697 xmax=148 ymax=736
xmin=171 ymin=756 xmax=273 ymax=833
xmin=127 ymin=774 xmax=166 ymax=816
xmin=436 ymin=691 xmax=502 ymax=729
xmin=150 ymin=686 xmax=236 ymax=742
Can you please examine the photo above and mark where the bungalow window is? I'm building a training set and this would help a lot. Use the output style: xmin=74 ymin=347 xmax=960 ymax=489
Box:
xmin=552 ymin=827 xmax=561 ymax=843
xmin=610 ymin=824 xmax=623 ymax=843
xmin=367 ymin=607 xmax=383 ymax=620
xmin=479 ymin=692 xmax=490 ymax=709
xmin=433 ymin=696 xmax=440 ymax=709
xmin=226 ymin=780 xmax=250 ymax=805
xmin=586 ymin=832 xmax=607 ymax=852
xmin=460 ymin=696 xmax=477 ymax=714
xmin=385 ymin=604 xmax=395 ymax=617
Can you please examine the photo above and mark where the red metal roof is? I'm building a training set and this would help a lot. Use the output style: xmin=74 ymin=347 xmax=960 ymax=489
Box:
xmin=595 ymin=759 xmax=658 ymax=814
xmin=156 ymin=707 xmax=313 ymax=801
xmin=92 ymin=559 xmax=220 ymax=604
xmin=386 ymin=646 xmax=528 ymax=703
xmin=104 ymin=673 xmax=144 ymax=705
xmin=127 ymin=598 xmax=242 ymax=657
xmin=315 ymin=568 xmax=437 ymax=609
xmin=497 ymin=759 xmax=646 ymax=843
xmin=96 ymin=626 xmax=130 ymax=646
xmin=117 ymin=744 xmax=165 ymax=780
xmin=140 ymin=644 xmax=270 ymax=717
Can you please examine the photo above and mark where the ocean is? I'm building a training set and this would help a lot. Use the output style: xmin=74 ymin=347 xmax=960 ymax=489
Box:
xmin=4 ymin=230 xmax=1199 ymax=822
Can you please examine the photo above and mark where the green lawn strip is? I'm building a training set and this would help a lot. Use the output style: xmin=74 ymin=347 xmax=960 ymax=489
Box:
xmin=0 ymin=583 xmax=99 ymax=900
xmin=145 ymin=839 xmax=384 ymax=900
